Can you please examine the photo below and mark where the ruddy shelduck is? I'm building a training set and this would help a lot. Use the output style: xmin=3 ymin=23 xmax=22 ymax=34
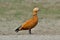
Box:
xmin=15 ymin=7 xmax=39 ymax=34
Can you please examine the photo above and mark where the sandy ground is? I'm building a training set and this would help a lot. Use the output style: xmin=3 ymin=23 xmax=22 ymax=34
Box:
xmin=0 ymin=35 xmax=60 ymax=40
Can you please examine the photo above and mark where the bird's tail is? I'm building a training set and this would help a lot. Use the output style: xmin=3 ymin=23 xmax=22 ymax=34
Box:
xmin=15 ymin=26 xmax=21 ymax=32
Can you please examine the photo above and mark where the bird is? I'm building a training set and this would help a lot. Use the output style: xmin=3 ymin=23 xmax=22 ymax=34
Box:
xmin=15 ymin=7 xmax=39 ymax=34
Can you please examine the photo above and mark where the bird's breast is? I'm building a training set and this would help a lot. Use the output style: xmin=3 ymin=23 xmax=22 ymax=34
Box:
xmin=31 ymin=16 xmax=38 ymax=28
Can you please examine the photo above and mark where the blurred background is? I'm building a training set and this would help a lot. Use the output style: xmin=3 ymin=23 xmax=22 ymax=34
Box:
xmin=0 ymin=0 xmax=60 ymax=35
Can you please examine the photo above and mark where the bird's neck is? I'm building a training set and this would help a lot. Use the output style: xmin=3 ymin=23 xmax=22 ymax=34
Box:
xmin=33 ymin=14 xmax=38 ymax=18
xmin=33 ymin=11 xmax=37 ymax=16
xmin=32 ymin=13 xmax=38 ymax=23
xmin=33 ymin=12 xmax=38 ymax=19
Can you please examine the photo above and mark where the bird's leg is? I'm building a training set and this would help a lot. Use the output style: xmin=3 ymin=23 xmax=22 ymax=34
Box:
xmin=29 ymin=29 xmax=31 ymax=34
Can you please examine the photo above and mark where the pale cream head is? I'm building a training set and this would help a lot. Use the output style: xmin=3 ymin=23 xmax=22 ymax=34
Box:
xmin=33 ymin=7 xmax=39 ymax=15
xmin=33 ymin=7 xmax=39 ymax=12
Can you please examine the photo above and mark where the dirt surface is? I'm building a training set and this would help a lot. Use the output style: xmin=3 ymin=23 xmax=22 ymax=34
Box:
xmin=0 ymin=35 xmax=60 ymax=40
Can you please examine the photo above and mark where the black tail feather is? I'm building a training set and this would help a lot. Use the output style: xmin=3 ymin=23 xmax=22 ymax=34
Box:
xmin=15 ymin=26 xmax=21 ymax=32
xmin=15 ymin=27 xmax=19 ymax=32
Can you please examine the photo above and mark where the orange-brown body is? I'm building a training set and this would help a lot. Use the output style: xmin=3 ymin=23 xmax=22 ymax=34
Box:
xmin=20 ymin=15 xmax=38 ymax=30
xmin=15 ymin=7 xmax=39 ymax=34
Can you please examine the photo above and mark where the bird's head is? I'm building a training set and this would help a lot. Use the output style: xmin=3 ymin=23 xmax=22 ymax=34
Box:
xmin=33 ymin=7 xmax=39 ymax=12
xmin=33 ymin=7 xmax=39 ymax=15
